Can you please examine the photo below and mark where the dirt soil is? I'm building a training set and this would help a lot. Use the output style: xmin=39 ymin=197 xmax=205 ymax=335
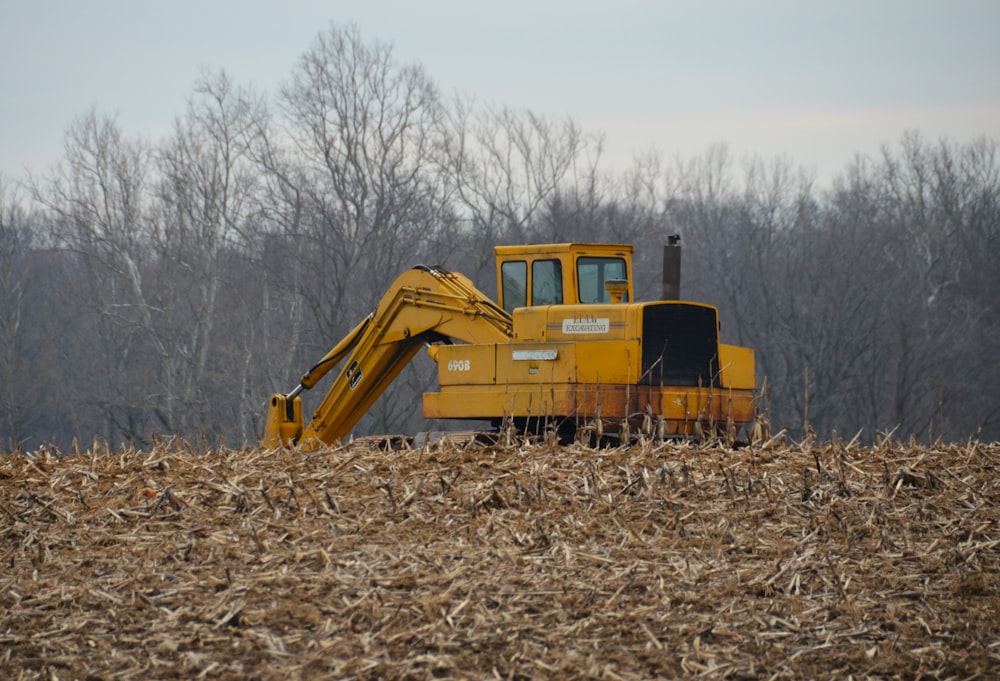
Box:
xmin=1 ymin=435 xmax=998 ymax=679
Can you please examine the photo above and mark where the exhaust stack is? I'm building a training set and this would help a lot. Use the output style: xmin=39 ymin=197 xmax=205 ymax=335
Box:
xmin=662 ymin=234 xmax=681 ymax=300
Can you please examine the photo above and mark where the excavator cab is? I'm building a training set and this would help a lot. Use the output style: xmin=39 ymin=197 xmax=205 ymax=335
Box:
xmin=494 ymin=243 xmax=634 ymax=313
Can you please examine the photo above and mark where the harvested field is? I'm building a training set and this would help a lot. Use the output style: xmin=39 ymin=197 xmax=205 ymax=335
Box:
xmin=1 ymin=435 xmax=998 ymax=680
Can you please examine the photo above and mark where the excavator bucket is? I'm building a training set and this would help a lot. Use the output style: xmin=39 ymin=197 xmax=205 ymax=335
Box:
xmin=262 ymin=393 xmax=304 ymax=447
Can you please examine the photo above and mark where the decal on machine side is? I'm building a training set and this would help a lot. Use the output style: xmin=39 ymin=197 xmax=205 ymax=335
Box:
xmin=347 ymin=360 xmax=363 ymax=389
xmin=447 ymin=359 xmax=471 ymax=372
xmin=512 ymin=350 xmax=558 ymax=361
xmin=562 ymin=316 xmax=610 ymax=334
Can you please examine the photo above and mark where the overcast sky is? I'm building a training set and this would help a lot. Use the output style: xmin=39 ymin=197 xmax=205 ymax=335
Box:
xmin=2 ymin=0 xmax=998 ymax=184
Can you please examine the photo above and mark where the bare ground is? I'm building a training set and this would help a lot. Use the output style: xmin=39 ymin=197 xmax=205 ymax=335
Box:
xmin=1 ymin=435 xmax=998 ymax=679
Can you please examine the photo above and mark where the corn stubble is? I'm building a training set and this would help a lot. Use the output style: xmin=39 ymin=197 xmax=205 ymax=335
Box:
xmin=1 ymin=435 xmax=998 ymax=679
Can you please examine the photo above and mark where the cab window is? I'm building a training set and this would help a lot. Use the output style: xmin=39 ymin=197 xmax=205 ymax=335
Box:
xmin=501 ymin=260 xmax=527 ymax=314
xmin=531 ymin=259 xmax=563 ymax=306
xmin=577 ymin=257 xmax=628 ymax=303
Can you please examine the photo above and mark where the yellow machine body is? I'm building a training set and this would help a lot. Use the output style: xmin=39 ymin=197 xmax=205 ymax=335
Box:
xmin=263 ymin=243 xmax=756 ymax=448
xmin=424 ymin=303 xmax=756 ymax=437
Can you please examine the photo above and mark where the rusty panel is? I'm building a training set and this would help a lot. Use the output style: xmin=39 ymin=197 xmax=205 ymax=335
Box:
xmin=425 ymin=382 xmax=755 ymax=430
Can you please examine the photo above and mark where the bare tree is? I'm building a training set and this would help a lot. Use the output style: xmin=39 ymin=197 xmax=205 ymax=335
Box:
xmin=440 ymin=98 xmax=599 ymax=280
xmin=872 ymin=133 xmax=1000 ymax=438
xmin=154 ymin=69 xmax=269 ymax=441
xmin=0 ymin=178 xmax=35 ymax=447
xmin=29 ymin=111 xmax=158 ymax=444
xmin=275 ymin=23 xmax=452 ymax=435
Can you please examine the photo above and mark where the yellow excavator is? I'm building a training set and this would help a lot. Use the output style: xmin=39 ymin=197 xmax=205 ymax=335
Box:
xmin=263 ymin=239 xmax=756 ymax=448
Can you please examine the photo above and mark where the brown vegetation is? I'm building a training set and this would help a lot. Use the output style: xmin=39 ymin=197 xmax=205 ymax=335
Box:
xmin=1 ymin=436 xmax=998 ymax=679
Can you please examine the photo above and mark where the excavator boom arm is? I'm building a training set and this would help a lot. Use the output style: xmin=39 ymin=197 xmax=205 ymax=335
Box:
xmin=263 ymin=265 xmax=512 ymax=448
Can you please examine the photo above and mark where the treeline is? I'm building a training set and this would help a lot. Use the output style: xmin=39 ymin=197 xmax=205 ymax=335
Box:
xmin=2 ymin=24 xmax=998 ymax=450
